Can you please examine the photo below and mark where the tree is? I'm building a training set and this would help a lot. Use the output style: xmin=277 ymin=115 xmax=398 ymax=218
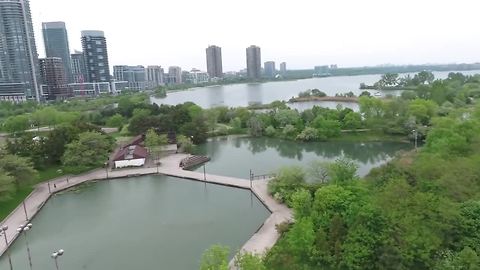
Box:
xmin=62 ymin=132 xmax=114 ymax=168
xmin=229 ymin=117 xmax=242 ymax=131
xmin=0 ymin=155 xmax=38 ymax=187
xmin=3 ymin=115 xmax=30 ymax=134
xmin=296 ymin=127 xmax=319 ymax=141
xmin=408 ymin=99 xmax=438 ymax=125
xmin=328 ymin=158 xmax=359 ymax=185
xmin=43 ymin=124 xmax=80 ymax=165
xmin=247 ymin=116 xmax=264 ymax=137
xmin=268 ymin=166 xmax=305 ymax=203
xmin=286 ymin=217 xmax=315 ymax=261
xmin=308 ymin=160 xmax=331 ymax=183
xmin=290 ymin=189 xmax=313 ymax=220
xmin=31 ymin=107 xmax=59 ymax=128
xmin=145 ymin=129 xmax=168 ymax=162
xmin=282 ymin=124 xmax=297 ymax=139
xmin=360 ymin=91 xmax=372 ymax=97
xmin=180 ymin=114 xmax=209 ymax=144
xmin=274 ymin=110 xmax=301 ymax=127
xmin=342 ymin=112 xmax=362 ymax=130
xmin=265 ymin=126 xmax=276 ymax=137
xmin=0 ymin=171 xmax=15 ymax=201
xmin=106 ymin=114 xmax=125 ymax=129
xmin=177 ymin=135 xmax=194 ymax=153
xmin=200 ymin=245 xmax=230 ymax=270
xmin=234 ymin=252 xmax=266 ymax=270
xmin=312 ymin=116 xmax=341 ymax=138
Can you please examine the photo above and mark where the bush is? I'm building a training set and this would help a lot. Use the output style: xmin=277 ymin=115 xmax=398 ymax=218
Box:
xmin=296 ymin=127 xmax=319 ymax=141
xmin=265 ymin=126 xmax=276 ymax=137
xmin=268 ymin=166 xmax=306 ymax=204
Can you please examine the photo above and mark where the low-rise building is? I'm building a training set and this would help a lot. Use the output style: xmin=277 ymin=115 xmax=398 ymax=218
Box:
xmin=113 ymin=145 xmax=148 ymax=169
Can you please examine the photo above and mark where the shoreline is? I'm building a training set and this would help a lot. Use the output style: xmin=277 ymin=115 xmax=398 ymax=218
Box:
xmin=288 ymin=96 xmax=359 ymax=103
xmin=0 ymin=154 xmax=291 ymax=270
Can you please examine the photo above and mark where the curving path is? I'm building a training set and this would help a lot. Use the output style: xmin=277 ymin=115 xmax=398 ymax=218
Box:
xmin=0 ymin=154 xmax=292 ymax=268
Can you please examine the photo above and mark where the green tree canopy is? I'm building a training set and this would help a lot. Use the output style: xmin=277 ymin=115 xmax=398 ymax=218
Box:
xmin=62 ymin=131 xmax=114 ymax=168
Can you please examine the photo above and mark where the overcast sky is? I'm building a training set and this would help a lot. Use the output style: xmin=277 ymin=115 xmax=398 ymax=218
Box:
xmin=30 ymin=0 xmax=480 ymax=72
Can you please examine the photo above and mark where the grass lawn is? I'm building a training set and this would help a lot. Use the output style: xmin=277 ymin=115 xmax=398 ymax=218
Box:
xmin=36 ymin=164 xmax=68 ymax=183
xmin=0 ymin=164 xmax=98 ymax=222
xmin=0 ymin=186 xmax=33 ymax=221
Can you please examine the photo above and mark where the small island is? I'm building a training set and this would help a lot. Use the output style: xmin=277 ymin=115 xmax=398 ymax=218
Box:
xmin=360 ymin=71 xmax=436 ymax=90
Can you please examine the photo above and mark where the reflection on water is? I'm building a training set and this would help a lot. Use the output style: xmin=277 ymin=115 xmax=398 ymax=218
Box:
xmin=0 ymin=175 xmax=270 ymax=270
xmin=194 ymin=136 xmax=413 ymax=178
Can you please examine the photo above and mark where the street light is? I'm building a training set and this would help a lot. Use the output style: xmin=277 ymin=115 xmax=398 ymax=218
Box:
xmin=51 ymin=249 xmax=65 ymax=270
xmin=22 ymin=200 xmax=29 ymax=220
xmin=0 ymin=225 xmax=13 ymax=270
xmin=412 ymin=129 xmax=418 ymax=150
xmin=17 ymin=223 xmax=33 ymax=270
xmin=104 ymin=160 xmax=109 ymax=179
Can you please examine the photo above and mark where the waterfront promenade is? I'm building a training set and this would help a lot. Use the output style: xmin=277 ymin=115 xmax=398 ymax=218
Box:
xmin=0 ymin=154 xmax=292 ymax=267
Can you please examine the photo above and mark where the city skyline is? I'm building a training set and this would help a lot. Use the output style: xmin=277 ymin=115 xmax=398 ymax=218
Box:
xmin=30 ymin=0 xmax=480 ymax=72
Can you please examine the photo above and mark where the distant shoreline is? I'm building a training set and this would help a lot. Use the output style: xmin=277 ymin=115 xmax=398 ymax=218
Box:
xmin=289 ymin=96 xmax=359 ymax=103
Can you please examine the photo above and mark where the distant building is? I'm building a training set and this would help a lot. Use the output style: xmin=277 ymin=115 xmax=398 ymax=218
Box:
xmin=330 ymin=64 xmax=338 ymax=69
xmin=71 ymin=51 xmax=87 ymax=84
xmin=186 ymin=69 xmax=209 ymax=84
xmin=206 ymin=45 xmax=223 ymax=79
xmin=280 ymin=62 xmax=287 ymax=74
xmin=68 ymin=82 xmax=111 ymax=97
xmin=246 ymin=45 xmax=262 ymax=79
xmin=264 ymin=61 xmax=276 ymax=78
xmin=42 ymin=22 xmax=73 ymax=83
xmin=39 ymin=57 xmax=70 ymax=100
xmin=168 ymin=66 xmax=182 ymax=84
xmin=113 ymin=65 xmax=148 ymax=91
xmin=81 ymin=30 xmax=111 ymax=83
xmin=0 ymin=0 xmax=41 ymax=102
xmin=314 ymin=65 xmax=330 ymax=77
xmin=146 ymin=66 xmax=165 ymax=88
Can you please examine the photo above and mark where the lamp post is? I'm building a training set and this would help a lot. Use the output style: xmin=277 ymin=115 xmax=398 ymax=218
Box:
xmin=47 ymin=182 xmax=51 ymax=194
xmin=17 ymin=223 xmax=33 ymax=270
xmin=22 ymin=200 xmax=28 ymax=220
xmin=104 ymin=160 xmax=109 ymax=179
xmin=1 ymin=226 xmax=13 ymax=270
xmin=51 ymin=249 xmax=64 ymax=270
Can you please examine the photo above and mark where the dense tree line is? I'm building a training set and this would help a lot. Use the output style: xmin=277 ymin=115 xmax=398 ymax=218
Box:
xmin=201 ymin=73 xmax=480 ymax=269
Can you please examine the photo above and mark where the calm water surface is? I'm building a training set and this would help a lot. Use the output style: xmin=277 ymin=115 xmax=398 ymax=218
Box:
xmin=0 ymin=176 xmax=269 ymax=270
xmin=152 ymin=70 xmax=480 ymax=109
xmin=193 ymin=136 xmax=413 ymax=179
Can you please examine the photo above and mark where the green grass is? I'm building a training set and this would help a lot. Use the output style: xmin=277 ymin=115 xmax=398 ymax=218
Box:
xmin=36 ymin=164 xmax=68 ymax=183
xmin=1 ymin=164 xmax=98 ymax=222
xmin=0 ymin=186 xmax=34 ymax=221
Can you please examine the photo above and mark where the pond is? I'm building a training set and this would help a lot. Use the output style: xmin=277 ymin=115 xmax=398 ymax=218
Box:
xmin=0 ymin=176 xmax=270 ymax=270
xmin=193 ymin=136 xmax=413 ymax=179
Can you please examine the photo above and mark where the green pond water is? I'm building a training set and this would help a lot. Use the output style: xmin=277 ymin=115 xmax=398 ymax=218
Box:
xmin=0 ymin=176 xmax=270 ymax=270
xmin=193 ymin=136 xmax=413 ymax=179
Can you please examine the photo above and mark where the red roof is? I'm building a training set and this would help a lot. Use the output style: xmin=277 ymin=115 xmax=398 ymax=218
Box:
xmin=126 ymin=134 xmax=145 ymax=148
xmin=113 ymin=145 xmax=148 ymax=161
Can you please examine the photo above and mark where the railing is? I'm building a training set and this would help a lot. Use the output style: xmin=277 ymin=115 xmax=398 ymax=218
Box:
xmin=249 ymin=170 xmax=276 ymax=181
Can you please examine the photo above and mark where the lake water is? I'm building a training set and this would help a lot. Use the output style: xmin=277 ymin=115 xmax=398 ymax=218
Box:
xmin=0 ymin=176 xmax=270 ymax=270
xmin=152 ymin=70 xmax=480 ymax=109
xmin=193 ymin=136 xmax=413 ymax=179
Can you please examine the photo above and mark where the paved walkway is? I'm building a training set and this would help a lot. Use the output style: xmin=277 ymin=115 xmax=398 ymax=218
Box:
xmin=0 ymin=154 xmax=292 ymax=267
